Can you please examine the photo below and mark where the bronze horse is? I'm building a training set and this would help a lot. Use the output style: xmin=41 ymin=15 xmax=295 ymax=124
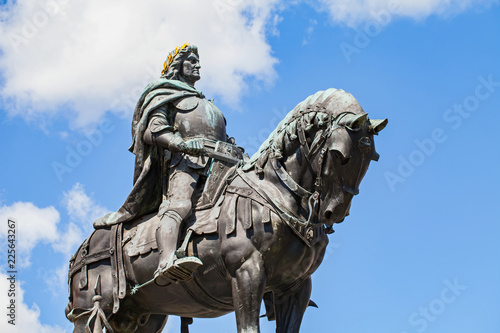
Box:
xmin=66 ymin=88 xmax=387 ymax=333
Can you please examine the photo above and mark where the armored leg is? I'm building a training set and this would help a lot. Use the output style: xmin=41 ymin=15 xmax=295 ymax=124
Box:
xmin=154 ymin=211 xmax=202 ymax=284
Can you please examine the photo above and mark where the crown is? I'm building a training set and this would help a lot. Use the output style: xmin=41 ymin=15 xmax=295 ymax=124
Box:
xmin=161 ymin=42 xmax=190 ymax=76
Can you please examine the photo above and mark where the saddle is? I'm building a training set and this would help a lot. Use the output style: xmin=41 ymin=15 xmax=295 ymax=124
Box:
xmin=124 ymin=169 xmax=326 ymax=260
xmin=124 ymin=187 xmax=226 ymax=259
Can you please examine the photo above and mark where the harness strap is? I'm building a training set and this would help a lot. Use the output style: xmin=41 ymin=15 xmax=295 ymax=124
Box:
xmin=110 ymin=224 xmax=120 ymax=314
xmin=308 ymin=128 xmax=329 ymax=160
xmin=226 ymin=185 xmax=271 ymax=208
xmin=297 ymin=119 xmax=310 ymax=159
xmin=180 ymin=277 xmax=234 ymax=312
xmin=237 ymin=170 xmax=327 ymax=247
xmin=69 ymin=225 xmax=125 ymax=315
xmin=236 ymin=169 xmax=324 ymax=247
xmin=69 ymin=248 xmax=114 ymax=275
xmin=270 ymin=131 xmax=329 ymax=228
xmin=67 ymin=276 xmax=114 ymax=332
xmin=271 ymin=158 xmax=312 ymax=199
xmin=117 ymin=223 xmax=127 ymax=300
xmin=78 ymin=235 xmax=91 ymax=289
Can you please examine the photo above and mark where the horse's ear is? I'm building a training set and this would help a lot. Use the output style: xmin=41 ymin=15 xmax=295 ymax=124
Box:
xmin=369 ymin=118 xmax=388 ymax=135
xmin=347 ymin=113 xmax=368 ymax=131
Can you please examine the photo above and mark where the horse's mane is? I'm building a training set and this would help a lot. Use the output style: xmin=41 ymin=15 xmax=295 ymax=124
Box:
xmin=243 ymin=88 xmax=360 ymax=173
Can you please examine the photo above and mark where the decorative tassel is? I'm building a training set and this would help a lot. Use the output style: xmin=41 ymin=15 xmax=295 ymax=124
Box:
xmin=83 ymin=295 xmax=114 ymax=333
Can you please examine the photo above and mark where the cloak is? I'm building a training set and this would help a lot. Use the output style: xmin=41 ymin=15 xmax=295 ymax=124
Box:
xmin=94 ymin=79 xmax=203 ymax=228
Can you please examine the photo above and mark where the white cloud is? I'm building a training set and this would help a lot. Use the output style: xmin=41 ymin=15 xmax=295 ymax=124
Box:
xmin=0 ymin=202 xmax=60 ymax=266
xmin=316 ymin=0 xmax=496 ymax=27
xmin=0 ymin=183 xmax=110 ymax=311
xmin=49 ymin=183 xmax=109 ymax=291
xmin=51 ymin=221 xmax=84 ymax=258
xmin=0 ymin=0 xmax=494 ymax=129
xmin=62 ymin=182 xmax=109 ymax=228
xmin=0 ymin=183 xmax=108 ymax=267
xmin=0 ymin=0 xmax=280 ymax=129
xmin=42 ymin=261 xmax=70 ymax=298
xmin=0 ymin=271 xmax=66 ymax=333
xmin=302 ymin=19 xmax=318 ymax=45
xmin=54 ymin=182 xmax=110 ymax=257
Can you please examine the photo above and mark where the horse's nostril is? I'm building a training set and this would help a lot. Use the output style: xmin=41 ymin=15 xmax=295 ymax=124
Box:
xmin=324 ymin=211 xmax=333 ymax=221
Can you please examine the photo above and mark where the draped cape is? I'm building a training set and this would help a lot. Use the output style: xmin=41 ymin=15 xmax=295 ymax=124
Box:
xmin=94 ymin=79 xmax=203 ymax=228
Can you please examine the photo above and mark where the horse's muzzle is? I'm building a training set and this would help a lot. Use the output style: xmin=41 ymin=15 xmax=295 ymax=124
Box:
xmin=322 ymin=200 xmax=351 ymax=225
xmin=322 ymin=210 xmax=347 ymax=225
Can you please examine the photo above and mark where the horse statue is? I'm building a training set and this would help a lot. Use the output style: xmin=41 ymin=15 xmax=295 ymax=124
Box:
xmin=65 ymin=88 xmax=387 ymax=333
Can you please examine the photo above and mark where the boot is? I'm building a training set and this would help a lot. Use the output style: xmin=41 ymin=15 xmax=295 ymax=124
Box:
xmin=154 ymin=211 xmax=202 ymax=285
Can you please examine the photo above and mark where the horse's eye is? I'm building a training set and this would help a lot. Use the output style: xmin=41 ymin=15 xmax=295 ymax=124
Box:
xmin=340 ymin=156 xmax=350 ymax=166
xmin=333 ymin=150 xmax=350 ymax=165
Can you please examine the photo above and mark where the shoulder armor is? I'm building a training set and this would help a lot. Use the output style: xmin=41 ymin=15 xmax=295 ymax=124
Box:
xmin=173 ymin=96 xmax=199 ymax=111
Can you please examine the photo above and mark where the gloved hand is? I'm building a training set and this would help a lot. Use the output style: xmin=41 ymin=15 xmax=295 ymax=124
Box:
xmin=183 ymin=139 xmax=205 ymax=156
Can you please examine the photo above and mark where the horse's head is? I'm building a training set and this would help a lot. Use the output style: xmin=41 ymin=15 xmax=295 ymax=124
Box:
xmin=319 ymin=110 xmax=387 ymax=225
xmin=244 ymin=88 xmax=387 ymax=227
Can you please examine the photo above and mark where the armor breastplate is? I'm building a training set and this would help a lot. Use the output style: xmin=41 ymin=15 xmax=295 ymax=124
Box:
xmin=173 ymin=96 xmax=227 ymax=141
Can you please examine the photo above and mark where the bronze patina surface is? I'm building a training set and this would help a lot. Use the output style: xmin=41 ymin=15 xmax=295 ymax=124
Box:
xmin=66 ymin=44 xmax=387 ymax=333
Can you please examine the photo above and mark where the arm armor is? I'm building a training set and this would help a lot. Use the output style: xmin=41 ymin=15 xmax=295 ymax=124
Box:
xmin=143 ymin=108 xmax=186 ymax=153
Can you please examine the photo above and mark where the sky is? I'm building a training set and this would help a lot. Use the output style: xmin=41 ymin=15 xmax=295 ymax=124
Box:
xmin=0 ymin=0 xmax=499 ymax=332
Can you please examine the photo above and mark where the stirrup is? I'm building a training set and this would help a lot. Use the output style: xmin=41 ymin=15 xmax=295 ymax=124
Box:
xmin=166 ymin=256 xmax=203 ymax=281
xmin=154 ymin=254 xmax=202 ymax=285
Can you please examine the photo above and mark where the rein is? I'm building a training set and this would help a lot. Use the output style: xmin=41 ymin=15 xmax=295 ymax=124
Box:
xmin=269 ymin=115 xmax=332 ymax=229
xmin=270 ymin=112 xmax=367 ymax=229
xmin=236 ymin=168 xmax=326 ymax=247
xmin=240 ymin=111 xmax=369 ymax=239
xmin=235 ymin=120 xmax=332 ymax=246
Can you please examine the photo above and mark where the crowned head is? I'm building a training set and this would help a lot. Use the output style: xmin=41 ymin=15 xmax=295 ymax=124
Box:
xmin=161 ymin=43 xmax=200 ymax=86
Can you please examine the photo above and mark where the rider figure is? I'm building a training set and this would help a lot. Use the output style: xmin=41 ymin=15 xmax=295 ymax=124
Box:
xmin=94 ymin=43 xmax=236 ymax=283
xmin=148 ymin=44 xmax=231 ymax=283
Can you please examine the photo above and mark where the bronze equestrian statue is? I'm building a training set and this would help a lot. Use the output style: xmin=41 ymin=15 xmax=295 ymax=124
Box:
xmin=65 ymin=43 xmax=387 ymax=333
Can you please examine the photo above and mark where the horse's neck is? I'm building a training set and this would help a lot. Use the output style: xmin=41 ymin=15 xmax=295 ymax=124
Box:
xmin=258 ymin=148 xmax=315 ymax=219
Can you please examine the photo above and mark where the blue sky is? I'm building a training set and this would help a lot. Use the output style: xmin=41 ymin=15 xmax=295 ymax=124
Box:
xmin=1 ymin=1 xmax=499 ymax=332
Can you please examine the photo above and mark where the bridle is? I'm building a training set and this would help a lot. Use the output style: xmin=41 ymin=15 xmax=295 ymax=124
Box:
xmin=268 ymin=111 xmax=368 ymax=230
xmin=270 ymin=116 xmax=329 ymax=228
xmin=238 ymin=111 xmax=369 ymax=242
xmin=236 ymin=109 xmax=372 ymax=246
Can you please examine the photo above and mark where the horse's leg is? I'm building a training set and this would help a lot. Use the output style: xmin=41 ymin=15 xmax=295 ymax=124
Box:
xmin=231 ymin=252 xmax=266 ymax=333
xmin=72 ymin=316 xmax=87 ymax=333
xmin=274 ymin=277 xmax=312 ymax=333
xmin=181 ymin=317 xmax=193 ymax=333
xmin=134 ymin=314 xmax=168 ymax=333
